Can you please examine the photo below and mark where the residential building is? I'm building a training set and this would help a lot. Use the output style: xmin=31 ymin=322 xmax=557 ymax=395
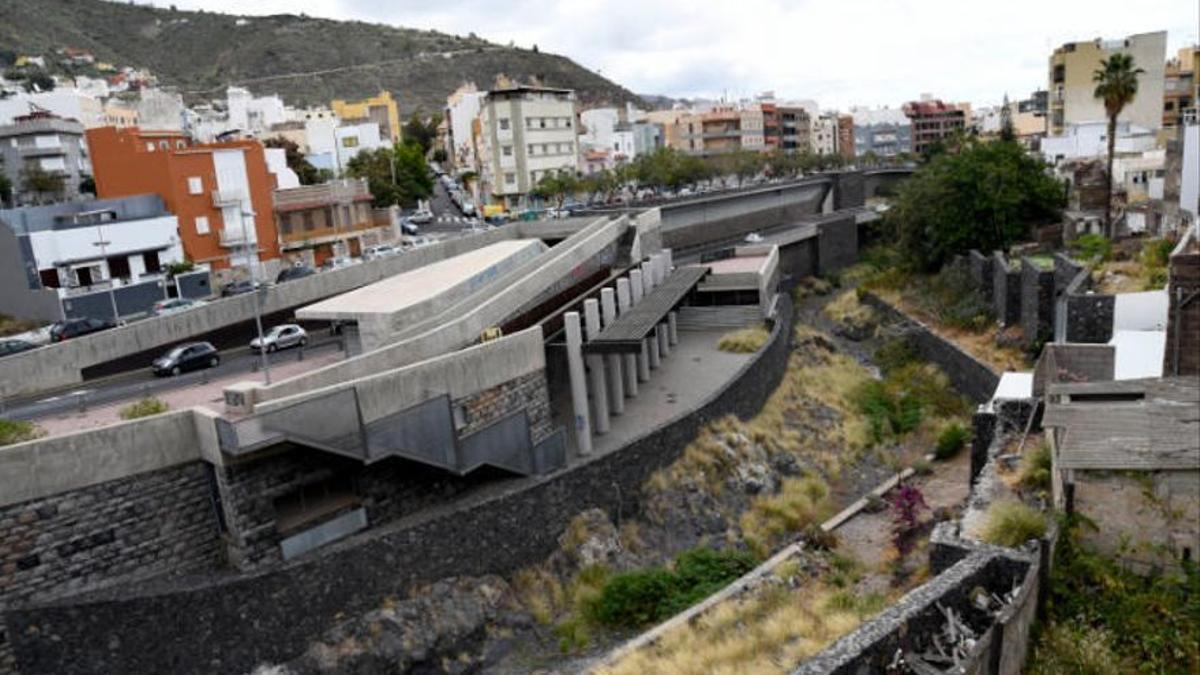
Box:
xmin=0 ymin=90 xmax=104 ymax=128
xmin=836 ymin=114 xmax=855 ymax=159
xmin=226 ymin=86 xmax=286 ymax=137
xmin=273 ymin=178 xmax=385 ymax=267
xmin=811 ymin=113 xmax=838 ymax=155
xmin=851 ymin=107 xmax=911 ymax=157
xmin=478 ymin=85 xmax=578 ymax=207
xmin=1164 ymin=46 xmax=1198 ymax=135
xmin=101 ymin=101 xmax=139 ymax=128
xmin=631 ymin=122 xmax=664 ymax=156
xmin=87 ymin=126 xmax=281 ymax=275
xmin=0 ymin=194 xmax=183 ymax=322
xmin=777 ymin=105 xmax=812 ymax=153
xmin=645 ymin=109 xmax=688 ymax=150
xmin=761 ymin=103 xmax=780 ymax=151
xmin=975 ymin=92 xmax=1048 ymax=146
xmin=331 ymin=91 xmax=401 ymax=143
xmin=0 ymin=111 xmax=90 ymax=206
xmin=676 ymin=106 xmax=765 ymax=156
xmin=579 ymin=107 xmax=637 ymax=161
xmin=444 ymin=84 xmax=485 ymax=172
xmin=902 ymin=98 xmax=967 ymax=155
xmin=1048 ymin=31 xmax=1168 ymax=136
xmin=136 ymin=88 xmax=186 ymax=131
xmin=1040 ymin=120 xmax=1158 ymax=163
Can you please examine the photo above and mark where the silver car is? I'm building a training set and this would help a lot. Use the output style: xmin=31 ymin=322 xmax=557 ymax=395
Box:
xmin=250 ymin=324 xmax=308 ymax=352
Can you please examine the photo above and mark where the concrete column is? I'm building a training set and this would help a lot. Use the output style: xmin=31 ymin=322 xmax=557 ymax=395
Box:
xmin=616 ymin=279 xmax=638 ymax=397
xmin=668 ymin=311 xmax=679 ymax=346
xmin=583 ymin=299 xmax=610 ymax=434
xmin=663 ymin=248 xmax=673 ymax=273
xmin=649 ymin=328 xmax=661 ymax=369
xmin=630 ymin=269 xmax=644 ymax=304
xmin=652 ymin=254 xmax=666 ymax=284
xmin=564 ymin=312 xmax=592 ymax=456
xmin=658 ymin=321 xmax=671 ymax=357
xmin=641 ymin=261 xmax=655 ymax=295
xmin=600 ymin=288 xmax=624 ymax=415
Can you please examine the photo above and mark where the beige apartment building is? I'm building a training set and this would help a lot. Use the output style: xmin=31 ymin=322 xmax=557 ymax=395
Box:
xmin=1048 ymin=31 xmax=1167 ymax=136
xmin=478 ymin=85 xmax=578 ymax=208
xmin=676 ymin=106 xmax=765 ymax=156
xmin=1164 ymin=46 xmax=1199 ymax=133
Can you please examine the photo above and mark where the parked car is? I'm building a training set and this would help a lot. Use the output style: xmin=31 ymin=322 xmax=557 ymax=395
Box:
xmin=275 ymin=265 xmax=317 ymax=283
xmin=0 ymin=339 xmax=36 ymax=358
xmin=151 ymin=297 xmax=207 ymax=317
xmin=250 ymin=324 xmax=308 ymax=353
xmin=322 ymin=256 xmax=359 ymax=271
xmin=152 ymin=341 xmax=219 ymax=377
xmin=400 ymin=219 xmax=420 ymax=236
xmin=409 ymin=209 xmax=434 ymax=225
xmin=459 ymin=201 xmax=477 ymax=217
xmin=744 ymin=232 xmax=765 ymax=243
xmin=220 ymin=279 xmax=264 ymax=297
xmin=363 ymin=244 xmax=399 ymax=261
xmin=49 ymin=317 xmax=116 ymax=342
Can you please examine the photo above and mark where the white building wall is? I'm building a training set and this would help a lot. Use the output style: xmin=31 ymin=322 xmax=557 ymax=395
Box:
xmin=27 ymin=215 xmax=181 ymax=276
xmin=1040 ymin=121 xmax=1158 ymax=163
xmin=0 ymin=91 xmax=103 ymax=127
xmin=334 ymin=122 xmax=385 ymax=171
xmin=1182 ymin=123 xmax=1199 ymax=220
xmin=446 ymin=91 xmax=484 ymax=171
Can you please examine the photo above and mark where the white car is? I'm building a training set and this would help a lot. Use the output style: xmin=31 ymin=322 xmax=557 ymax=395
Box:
xmin=409 ymin=209 xmax=434 ymax=224
xmin=150 ymin=297 xmax=207 ymax=317
xmin=744 ymin=232 xmax=765 ymax=243
xmin=363 ymin=244 xmax=399 ymax=261
xmin=250 ymin=324 xmax=308 ymax=352
xmin=322 ymin=256 xmax=359 ymax=270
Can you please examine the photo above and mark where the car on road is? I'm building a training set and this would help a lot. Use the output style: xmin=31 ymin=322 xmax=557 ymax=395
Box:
xmin=459 ymin=201 xmax=477 ymax=217
xmin=250 ymin=324 xmax=308 ymax=353
xmin=322 ymin=256 xmax=358 ymax=271
xmin=400 ymin=218 xmax=420 ymax=235
xmin=151 ymin=297 xmax=208 ymax=317
xmin=275 ymin=265 xmax=317 ymax=283
xmin=744 ymin=232 xmax=765 ymax=243
xmin=152 ymin=341 xmax=219 ymax=377
xmin=49 ymin=317 xmax=116 ymax=342
xmin=0 ymin=339 xmax=36 ymax=358
xmin=363 ymin=244 xmax=399 ymax=261
xmin=220 ymin=279 xmax=264 ymax=297
xmin=409 ymin=209 xmax=434 ymax=224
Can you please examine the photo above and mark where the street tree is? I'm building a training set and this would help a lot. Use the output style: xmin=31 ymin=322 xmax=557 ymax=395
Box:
xmin=531 ymin=170 xmax=580 ymax=210
xmin=1093 ymin=53 xmax=1144 ymax=237
xmin=345 ymin=141 xmax=433 ymax=208
xmin=19 ymin=166 xmax=64 ymax=204
xmin=264 ymin=137 xmax=325 ymax=185
xmin=402 ymin=113 xmax=441 ymax=155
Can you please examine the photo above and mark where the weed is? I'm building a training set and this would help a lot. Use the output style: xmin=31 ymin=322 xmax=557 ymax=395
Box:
xmin=0 ymin=418 xmax=45 ymax=446
xmin=935 ymin=422 xmax=969 ymax=460
xmin=890 ymin=484 xmax=928 ymax=556
xmin=911 ymin=458 xmax=934 ymax=476
xmin=118 ymin=397 xmax=170 ymax=420
xmin=741 ymin=475 xmax=830 ymax=558
xmin=717 ymin=325 xmax=770 ymax=353
xmin=979 ymin=499 xmax=1046 ymax=547
xmin=874 ymin=338 xmax=917 ymax=374
xmin=863 ymin=493 xmax=888 ymax=514
xmin=1070 ymin=233 xmax=1113 ymax=262
xmin=1019 ymin=443 xmax=1052 ymax=492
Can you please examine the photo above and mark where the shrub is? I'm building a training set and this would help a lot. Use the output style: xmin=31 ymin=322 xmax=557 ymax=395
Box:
xmin=874 ymin=338 xmax=917 ymax=374
xmin=890 ymin=484 xmax=928 ymax=556
xmin=1019 ymin=443 xmax=1052 ymax=492
xmin=1139 ymin=237 xmax=1175 ymax=269
xmin=935 ymin=422 xmax=969 ymax=460
xmin=852 ymin=361 xmax=967 ymax=446
xmin=980 ymin=499 xmax=1046 ymax=547
xmin=0 ymin=418 xmax=45 ymax=446
xmin=586 ymin=568 xmax=675 ymax=626
xmin=119 ymin=397 xmax=170 ymax=420
xmin=1026 ymin=624 xmax=1125 ymax=675
xmin=717 ymin=325 xmax=770 ymax=353
xmin=914 ymin=264 xmax=994 ymax=332
xmin=740 ymin=475 xmax=830 ymax=557
xmin=1070 ymin=233 xmax=1113 ymax=262
xmin=911 ymin=458 xmax=934 ymax=476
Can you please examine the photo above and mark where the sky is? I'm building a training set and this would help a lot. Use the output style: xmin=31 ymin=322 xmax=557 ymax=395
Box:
xmin=150 ymin=0 xmax=1197 ymax=110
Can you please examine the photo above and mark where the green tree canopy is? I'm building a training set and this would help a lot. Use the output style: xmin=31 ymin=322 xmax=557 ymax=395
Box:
xmin=1093 ymin=53 xmax=1144 ymax=236
xmin=19 ymin=165 xmax=65 ymax=204
xmin=884 ymin=138 xmax=1065 ymax=271
xmin=531 ymin=170 xmax=580 ymax=209
xmin=263 ymin=137 xmax=326 ymax=185
xmin=402 ymin=113 xmax=441 ymax=155
xmin=346 ymin=141 xmax=432 ymax=208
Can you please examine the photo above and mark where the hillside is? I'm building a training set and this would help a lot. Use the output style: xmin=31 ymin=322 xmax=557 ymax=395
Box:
xmin=0 ymin=0 xmax=642 ymax=114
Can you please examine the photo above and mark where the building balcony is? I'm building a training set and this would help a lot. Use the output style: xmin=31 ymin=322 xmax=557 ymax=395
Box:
xmin=219 ymin=226 xmax=257 ymax=248
xmin=212 ymin=188 xmax=247 ymax=207
xmin=18 ymin=145 xmax=67 ymax=158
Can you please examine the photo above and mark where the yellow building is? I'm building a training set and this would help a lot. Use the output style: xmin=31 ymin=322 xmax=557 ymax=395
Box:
xmin=101 ymin=102 xmax=139 ymax=129
xmin=1048 ymin=31 xmax=1167 ymax=136
xmin=1164 ymin=46 xmax=1198 ymax=133
xmin=331 ymin=91 xmax=402 ymax=143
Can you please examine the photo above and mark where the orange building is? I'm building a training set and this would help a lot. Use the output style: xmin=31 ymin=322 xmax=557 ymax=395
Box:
xmin=86 ymin=126 xmax=280 ymax=271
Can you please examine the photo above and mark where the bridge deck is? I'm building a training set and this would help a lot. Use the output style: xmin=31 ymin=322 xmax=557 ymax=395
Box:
xmin=584 ymin=265 xmax=709 ymax=354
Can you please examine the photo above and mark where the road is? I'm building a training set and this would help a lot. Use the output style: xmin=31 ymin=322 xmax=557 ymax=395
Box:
xmin=425 ymin=177 xmax=477 ymax=234
xmin=1 ymin=337 xmax=343 ymax=421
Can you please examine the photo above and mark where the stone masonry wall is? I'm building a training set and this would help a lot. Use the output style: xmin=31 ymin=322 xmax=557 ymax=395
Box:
xmin=1019 ymin=259 xmax=1054 ymax=348
xmin=3 ymin=299 xmax=796 ymax=674
xmin=969 ymin=250 xmax=994 ymax=301
xmin=816 ymin=215 xmax=858 ymax=275
xmin=992 ymin=252 xmax=1021 ymax=326
xmin=456 ymin=370 xmax=553 ymax=442
xmin=1163 ymin=244 xmax=1200 ymax=376
xmin=1064 ymin=294 xmax=1114 ymax=343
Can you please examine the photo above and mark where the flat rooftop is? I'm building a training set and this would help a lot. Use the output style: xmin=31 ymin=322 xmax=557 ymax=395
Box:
xmin=707 ymin=255 xmax=768 ymax=274
xmin=297 ymin=239 xmax=544 ymax=322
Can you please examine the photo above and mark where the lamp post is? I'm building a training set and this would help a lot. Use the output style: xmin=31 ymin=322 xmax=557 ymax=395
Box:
xmin=91 ymin=222 xmax=121 ymax=323
xmin=240 ymin=207 xmax=271 ymax=385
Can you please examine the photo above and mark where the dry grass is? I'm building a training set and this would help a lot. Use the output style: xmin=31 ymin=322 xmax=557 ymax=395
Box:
xmin=889 ymin=294 xmax=1028 ymax=372
xmin=0 ymin=314 xmax=41 ymax=338
xmin=823 ymin=290 xmax=875 ymax=327
xmin=717 ymin=325 xmax=771 ymax=353
xmin=740 ymin=475 xmax=832 ymax=558
xmin=980 ymin=499 xmax=1047 ymax=548
xmin=596 ymin=577 xmax=866 ymax=675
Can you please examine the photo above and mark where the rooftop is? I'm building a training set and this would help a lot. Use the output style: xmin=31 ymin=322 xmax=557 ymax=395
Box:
xmin=0 ymin=194 xmax=170 ymax=234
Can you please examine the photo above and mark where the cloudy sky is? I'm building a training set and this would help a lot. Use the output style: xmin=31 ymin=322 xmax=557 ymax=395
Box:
xmin=152 ymin=0 xmax=1196 ymax=109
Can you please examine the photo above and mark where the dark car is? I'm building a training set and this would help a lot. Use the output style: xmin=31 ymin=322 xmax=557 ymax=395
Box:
xmin=152 ymin=341 xmax=220 ymax=377
xmin=221 ymin=279 xmax=262 ymax=297
xmin=275 ymin=266 xmax=317 ymax=284
xmin=0 ymin=339 xmax=36 ymax=358
xmin=49 ymin=317 xmax=116 ymax=342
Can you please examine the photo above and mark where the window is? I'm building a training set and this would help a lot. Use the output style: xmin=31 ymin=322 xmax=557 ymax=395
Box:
xmin=303 ymin=212 xmax=315 ymax=231
xmin=146 ymin=142 xmax=156 ymax=151
xmin=505 ymin=172 xmax=516 ymax=185
xmin=539 ymin=118 xmax=546 ymax=129
xmin=176 ymin=140 xmax=186 ymax=149
xmin=158 ymin=140 xmax=169 ymax=151
xmin=499 ymin=118 xmax=510 ymax=130
xmin=188 ymin=176 xmax=203 ymax=195
xmin=194 ymin=216 xmax=210 ymax=235
xmin=341 ymin=136 xmax=359 ymax=148
xmin=502 ymin=145 xmax=513 ymax=156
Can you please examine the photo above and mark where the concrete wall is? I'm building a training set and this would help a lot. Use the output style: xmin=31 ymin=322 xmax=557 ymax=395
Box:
xmin=968 ymin=250 xmax=994 ymax=301
xmin=0 ymin=223 xmax=63 ymax=323
xmin=4 ymin=295 xmax=796 ymax=675
xmin=1163 ymin=229 xmax=1200 ymax=376
xmin=657 ymin=181 xmax=828 ymax=251
xmin=816 ymin=214 xmax=858 ymax=275
xmin=862 ymin=292 xmax=1001 ymax=403
xmin=992 ymin=252 xmax=1021 ymax=326
xmin=0 ymin=227 xmax=517 ymax=399
xmin=1020 ymin=259 xmax=1055 ymax=348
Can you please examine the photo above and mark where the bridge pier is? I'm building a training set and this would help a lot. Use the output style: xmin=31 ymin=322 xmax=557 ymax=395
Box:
xmin=583 ymin=299 xmax=609 ymax=434
xmin=630 ymin=269 xmax=651 ymax=382
xmin=616 ymin=279 xmax=638 ymax=397
xmin=564 ymin=311 xmax=592 ymax=456
xmin=600 ymin=288 xmax=624 ymax=415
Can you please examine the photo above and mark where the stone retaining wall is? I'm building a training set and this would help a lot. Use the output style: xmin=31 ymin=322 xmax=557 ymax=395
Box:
xmin=4 ymin=298 xmax=796 ymax=675
xmin=992 ymin=252 xmax=1021 ymax=326
xmin=1020 ymin=258 xmax=1055 ymax=348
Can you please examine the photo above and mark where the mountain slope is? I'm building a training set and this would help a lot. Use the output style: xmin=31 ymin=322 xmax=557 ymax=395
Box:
xmin=0 ymin=0 xmax=641 ymax=113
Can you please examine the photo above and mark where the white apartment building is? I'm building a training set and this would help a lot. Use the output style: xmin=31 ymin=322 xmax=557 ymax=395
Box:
xmin=812 ymin=113 xmax=839 ymax=155
xmin=0 ymin=91 xmax=104 ymax=127
xmin=444 ymin=84 xmax=486 ymax=172
xmin=478 ymin=85 xmax=578 ymax=208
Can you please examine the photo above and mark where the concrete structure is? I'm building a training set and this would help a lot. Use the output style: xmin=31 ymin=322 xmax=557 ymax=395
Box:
xmin=331 ymin=91 xmax=401 ymax=144
xmin=0 ymin=111 xmax=90 ymax=206
xmin=135 ymin=88 xmax=186 ymax=131
xmin=645 ymin=109 xmax=688 ymax=150
xmin=903 ymin=98 xmax=967 ymax=155
xmin=87 ymin=126 xmax=281 ymax=274
xmin=478 ymin=85 xmax=578 ymax=207
xmin=1048 ymin=31 xmax=1168 ymax=136
xmin=0 ymin=195 xmax=183 ymax=322
xmin=297 ymin=238 xmax=547 ymax=352
xmin=836 ymin=114 xmax=855 ymax=159
xmin=273 ymin=178 xmax=382 ymax=267
xmin=851 ymin=107 xmax=912 ymax=158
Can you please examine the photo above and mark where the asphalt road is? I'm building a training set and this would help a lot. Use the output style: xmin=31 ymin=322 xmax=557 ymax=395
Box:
xmin=1 ymin=338 xmax=343 ymax=421
xmin=424 ymin=177 xmax=476 ymax=234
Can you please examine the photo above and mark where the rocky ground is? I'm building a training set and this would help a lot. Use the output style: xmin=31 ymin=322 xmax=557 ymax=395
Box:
xmin=254 ymin=280 xmax=963 ymax=675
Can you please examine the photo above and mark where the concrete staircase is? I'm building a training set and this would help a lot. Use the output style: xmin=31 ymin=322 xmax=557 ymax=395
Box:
xmin=675 ymin=305 xmax=763 ymax=331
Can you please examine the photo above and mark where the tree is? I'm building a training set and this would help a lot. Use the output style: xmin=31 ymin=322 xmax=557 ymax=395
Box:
xmin=402 ymin=113 xmax=441 ymax=155
xmin=345 ymin=141 xmax=433 ymax=208
xmin=264 ymin=137 xmax=324 ymax=185
xmin=19 ymin=166 xmax=65 ymax=204
xmin=78 ymin=174 xmax=95 ymax=195
xmin=885 ymin=136 xmax=1064 ymax=271
xmin=999 ymin=94 xmax=1016 ymax=143
xmin=531 ymin=170 xmax=580 ymax=210
xmin=1093 ymin=53 xmax=1144 ymax=237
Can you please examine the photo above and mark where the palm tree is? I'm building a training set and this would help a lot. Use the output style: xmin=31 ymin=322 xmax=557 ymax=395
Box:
xmin=1093 ymin=53 xmax=1144 ymax=238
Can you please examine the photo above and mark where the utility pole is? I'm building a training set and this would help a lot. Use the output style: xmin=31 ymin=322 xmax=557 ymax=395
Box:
xmin=92 ymin=222 xmax=121 ymax=323
xmin=240 ymin=207 xmax=271 ymax=384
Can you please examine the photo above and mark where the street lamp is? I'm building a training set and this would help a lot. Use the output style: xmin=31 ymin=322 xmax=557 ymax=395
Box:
xmin=239 ymin=207 xmax=271 ymax=385
xmin=91 ymin=222 xmax=121 ymax=323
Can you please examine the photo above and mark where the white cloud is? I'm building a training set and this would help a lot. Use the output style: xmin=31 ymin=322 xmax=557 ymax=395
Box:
xmin=150 ymin=0 xmax=1196 ymax=108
